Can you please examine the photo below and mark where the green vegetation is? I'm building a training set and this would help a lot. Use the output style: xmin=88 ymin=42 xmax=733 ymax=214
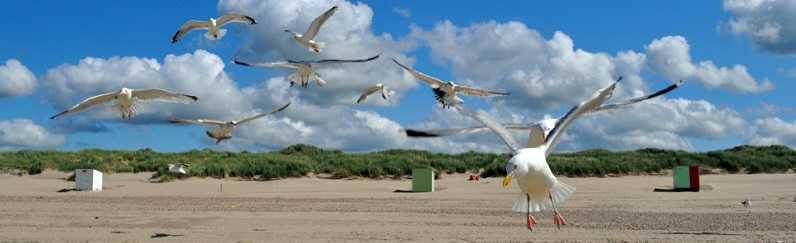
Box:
xmin=0 ymin=144 xmax=793 ymax=181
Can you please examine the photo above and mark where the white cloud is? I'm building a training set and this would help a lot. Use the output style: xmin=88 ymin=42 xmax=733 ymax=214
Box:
xmin=0 ymin=59 xmax=37 ymax=98
xmin=392 ymin=7 xmax=411 ymax=18
xmin=0 ymin=119 xmax=65 ymax=150
xmin=748 ymin=117 xmax=796 ymax=147
xmin=218 ymin=0 xmax=419 ymax=107
xmin=723 ymin=0 xmax=796 ymax=54
xmin=645 ymin=36 xmax=773 ymax=93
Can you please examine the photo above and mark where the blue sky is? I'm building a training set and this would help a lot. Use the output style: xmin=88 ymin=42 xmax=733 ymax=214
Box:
xmin=0 ymin=0 xmax=794 ymax=152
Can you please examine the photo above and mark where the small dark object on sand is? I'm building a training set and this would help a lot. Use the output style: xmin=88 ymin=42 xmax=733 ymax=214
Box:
xmin=111 ymin=230 xmax=125 ymax=234
xmin=151 ymin=233 xmax=184 ymax=238
xmin=57 ymin=188 xmax=76 ymax=193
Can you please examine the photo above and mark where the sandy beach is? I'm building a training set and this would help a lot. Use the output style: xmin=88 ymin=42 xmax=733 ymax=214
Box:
xmin=0 ymin=171 xmax=794 ymax=242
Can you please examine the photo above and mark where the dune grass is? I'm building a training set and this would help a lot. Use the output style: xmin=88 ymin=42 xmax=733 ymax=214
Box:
xmin=0 ymin=144 xmax=793 ymax=181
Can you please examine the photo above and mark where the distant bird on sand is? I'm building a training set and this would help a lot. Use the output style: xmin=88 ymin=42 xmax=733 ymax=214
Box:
xmin=285 ymin=6 xmax=338 ymax=53
xmin=356 ymin=83 xmax=393 ymax=104
xmin=168 ymin=163 xmax=190 ymax=175
xmin=172 ymin=13 xmax=256 ymax=43
xmin=233 ymin=54 xmax=380 ymax=88
xmin=392 ymin=58 xmax=508 ymax=108
xmin=170 ymin=102 xmax=290 ymax=144
xmin=431 ymin=80 xmax=619 ymax=231
xmin=50 ymin=88 xmax=198 ymax=120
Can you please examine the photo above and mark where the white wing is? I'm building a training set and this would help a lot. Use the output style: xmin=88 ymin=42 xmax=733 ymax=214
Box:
xmin=172 ymin=20 xmax=210 ymax=43
xmin=356 ymin=85 xmax=383 ymax=103
xmin=454 ymin=85 xmax=510 ymax=97
xmin=392 ymin=58 xmax=445 ymax=88
xmin=131 ymin=89 xmax=198 ymax=103
xmin=593 ymin=80 xmax=683 ymax=112
xmin=303 ymin=6 xmax=338 ymax=40
xmin=234 ymin=102 xmax=291 ymax=125
xmin=169 ymin=118 xmax=227 ymax=126
xmin=233 ymin=60 xmax=300 ymax=70
xmin=217 ymin=13 xmax=256 ymax=27
xmin=50 ymin=91 xmax=120 ymax=119
xmin=455 ymin=105 xmax=519 ymax=153
xmin=543 ymin=81 xmax=618 ymax=155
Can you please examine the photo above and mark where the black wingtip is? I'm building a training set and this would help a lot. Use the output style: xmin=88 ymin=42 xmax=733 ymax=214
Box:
xmin=186 ymin=95 xmax=199 ymax=101
xmin=233 ymin=60 xmax=251 ymax=66
xmin=405 ymin=129 xmax=441 ymax=137
xmin=246 ymin=16 xmax=257 ymax=25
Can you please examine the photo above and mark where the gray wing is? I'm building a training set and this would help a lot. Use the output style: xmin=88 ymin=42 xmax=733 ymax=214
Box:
xmin=169 ymin=118 xmax=227 ymax=126
xmin=217 ymin=13 xmax=256 ymax=27
xmin=303 ymin=6 xmax=338 ymax=40
xmin=543 ymin=81 xmax=619 ymax=155
xmin=50 ymin=91 xmax=119 ymax=119
xmin=233 ymin=60 xmax=299 ymax=69
xmin=593 ymin=80 xmax=684 ymax=112
xmin=172 ymin=20 xmax=209 ymax=43
xmin=234 ymin=102 xmax=291 ymax=125
xmin=131 ymin=89 xmax=198 ymax=103
xmin=454 ymin=85 xmax=510 ymax=97
xmin=454 ymin=105 xmax=519 ymax=153
xmin=288 ymin=53 xmax=380 ymax=65
xmin=356 ymin=85 xmax=383 ymax=103
xmin=392 ymin=58 xmax=445 ymax=88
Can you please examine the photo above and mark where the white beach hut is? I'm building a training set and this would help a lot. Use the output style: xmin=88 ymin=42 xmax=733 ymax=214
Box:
xmin=75 ymin=169 xmax=102 ymax=191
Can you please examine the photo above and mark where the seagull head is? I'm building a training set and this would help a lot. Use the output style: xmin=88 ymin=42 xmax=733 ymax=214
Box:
xmin=502 ymin=156 xmax=528 ymax=188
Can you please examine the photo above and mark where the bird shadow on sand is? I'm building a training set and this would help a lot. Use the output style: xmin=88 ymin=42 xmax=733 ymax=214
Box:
xmin=151 ymin=233 xmax=184 ymax=239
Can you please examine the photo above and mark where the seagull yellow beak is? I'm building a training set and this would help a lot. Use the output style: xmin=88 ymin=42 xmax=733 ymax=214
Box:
xmin=502 ymin=175 xmax=513 ymax=188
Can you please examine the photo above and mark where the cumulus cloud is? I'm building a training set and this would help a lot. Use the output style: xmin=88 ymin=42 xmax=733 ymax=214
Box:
xmin=218 ymin=0 xmax=419 ymax=107
xmin=723 ymin=0 xmax=796 ymax=54
xmin=0 ymin=119 xmax=65 ymax=150
xmin=645 ymin=36 xmax=773 ymax=93
xmin=0 ymin=59 xmax=37 ymax=98
xmin=748 ymin=117 xmax=796 ymax=147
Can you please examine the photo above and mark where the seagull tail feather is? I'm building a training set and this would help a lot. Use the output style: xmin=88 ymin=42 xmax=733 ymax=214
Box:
xmin=511 ymin=181 xmax=576 ymax=213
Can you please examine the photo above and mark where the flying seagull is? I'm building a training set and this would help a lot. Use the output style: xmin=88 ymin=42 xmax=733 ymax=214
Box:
xmin=405 ymin=79 xmax=684 ymax=148
xmin=50 ymin=88 xmax=198 ymax=120
xmin=170 ymin=102 xmax=290 ymax=144
xmin=356 ymin=83 xmax=393 ymax=104
xmin=233 ymin=54 xmax=380 ymax=88
xmin=392 ymin=58 xmax=508 ymax=108
xmin=285 ymin=6 xmax=338 ymax=53
xmin=445 ymin=81 xmax=619 ymax=231
xmin=172 ymin=13 xmax=256 ymax=43
xmin=168 ymin=163 xmax=190 ymax=175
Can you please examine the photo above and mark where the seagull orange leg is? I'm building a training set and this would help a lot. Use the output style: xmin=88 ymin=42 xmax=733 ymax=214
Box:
xmin=526 ymin=194 xmax=537 ymax=231
xmin=549 ymin=192 xmax=567 ymax=229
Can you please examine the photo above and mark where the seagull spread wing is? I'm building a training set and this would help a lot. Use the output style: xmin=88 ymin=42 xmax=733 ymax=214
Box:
xmin=593 ymin=80 xmax=684 ymax=112
xmin=356 ymin=84 xmax=383 ymax=103
xmin=392 ymin=58 xmax=445 ymax=88
xmin=288 ymin=53 xmax=380 ymax=65
xmin=169 ymin=118 xmax=227 ymax=126
xmin=455 ymin=105 xmax=520 ymax=154
xmin=234 ymin=102 xmax=291 ymax=125
xmin=131 ymin=89 xmax=198 ymax=103
xmin=50 ymin=91 xmax=120 ymax=119
xmin=543 ymin=81 xmax=618 ymax=155
xmin=216 ymin=13 xmax=256 ymax=27
xmin=404 ymin=123 xmax=531 ymax=137
xmin=303 ymin=6 xmax=338 ymax=40
xmin=454 ymin=85 xmax=510 ymax=97
xmin=172 ymin=20 xmax=210 ymax=43
xmin=233 ymin=60 xmax=300 ymax=69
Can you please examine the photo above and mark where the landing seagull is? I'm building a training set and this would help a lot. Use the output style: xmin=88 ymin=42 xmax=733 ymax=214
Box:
xmin=172 ymin=13 xmax=256 ymax=43
xmin=448 ymin=81 xmax=619 ymax=231
xmin=168 ymin=163 xmax=190 ymax=175
xmin=285 ymin=6 xmax=338 ymax=53
xmin=50 ymin=88 xmax=198 ymax=120
xmin=405 ymin=79 xmax=684 ymax=148
xmin=392 ymin=58 xmax=508 ymax=108
xmin=356 ymin=83 xmax=393 ymax=104
xmin=233 ymin=54 xmax=380 ymax=88
xmin=170 ymin=102 xmax=290 ymax=144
